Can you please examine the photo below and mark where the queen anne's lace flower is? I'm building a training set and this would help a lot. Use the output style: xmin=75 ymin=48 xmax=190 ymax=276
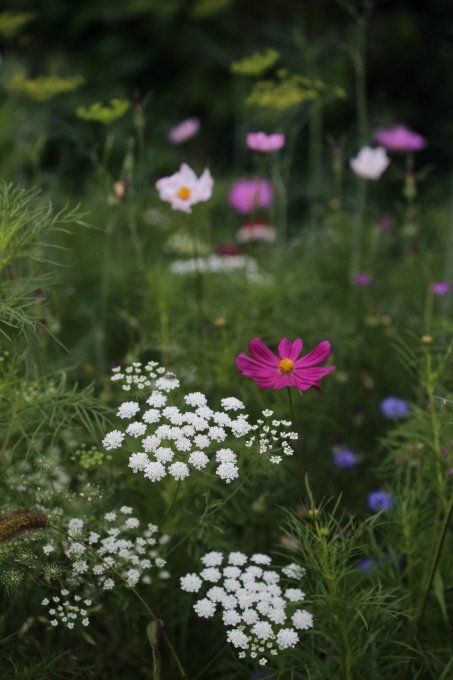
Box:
xmin=180 ymin=551 xmax=313 ymax=665
xmin=102 ymin=362 xmax=298 ymax=484
xmin=40 ymin=510 xmax=169 ymax=630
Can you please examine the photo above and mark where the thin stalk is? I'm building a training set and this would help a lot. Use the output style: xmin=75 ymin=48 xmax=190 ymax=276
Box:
xmin=354 ymin=17 xmax=368 ymax=146
xmin=191 ymin=221 xmax=207 ymax=379
xmin=192 ymin=643 xmax=229 ymax=680
xmin=50 ymin=525 xmax=189 ymax=679
xmin=158 ymin=481 xmax=181 ymax=532
xmin=416 ymin=495 xmax=453 ymax=626
xmin=349 ymin=178 xmax=367 ymax=281
xmin=287 ymin=387 xmax=303 ymax=474
xmin=441 ymin=172 xmax=453 ymax=318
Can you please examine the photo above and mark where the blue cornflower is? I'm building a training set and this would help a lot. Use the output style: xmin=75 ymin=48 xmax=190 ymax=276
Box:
xmin=333 ymin=449 xmax=358 ymax=468
xmin=380 ymin=397 xmax=409 ymax=419
xmin=368 ymin=491 xmax=395 ymax=512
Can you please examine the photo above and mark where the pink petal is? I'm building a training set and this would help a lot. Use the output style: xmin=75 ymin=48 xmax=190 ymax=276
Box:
xmin=293 ymin=366 xmax=335 ymax=390
xmin=277 ymin=337 xmax=303 ymax=361
xmin=296 ymin=341 xmax=332 ymax=368
xmin=248 ymin=338 xmax=279 ymax=367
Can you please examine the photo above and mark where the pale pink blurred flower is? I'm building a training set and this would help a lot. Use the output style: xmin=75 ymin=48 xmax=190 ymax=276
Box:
xmin=350 ymin=147 xmax=390 ymax=180
xmin=431 ymin=281 xmax=450 ymax=296
xmin=155 ymin=163 xmax=213 ymax=213
xmin=375 ymin=125 xmax=426 ymax=153
xmin=246 ymin=132 xmax=285 ymax=153
xmin=236 ymin=218 xmax=276 ymax=243
xmin=228 ymin=179 xmax=274 ymax=215
xmin=168 ymin=117 xmax=200 ymax=144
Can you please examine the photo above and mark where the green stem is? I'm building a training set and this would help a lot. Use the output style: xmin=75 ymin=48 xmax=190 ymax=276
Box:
xmin=349 ymin=179 xmax=367 ymax=281
xmin=287 ymin=387 xmax=303 ymax=474
xmin=50 ymin=526 xmax=189 ymax=679
xmin=354 ymin=17 xmax=368 ymax=146
xmin=158 ymin=481 xmax=180 ymax=532
xmin=416 ymin=495 xmax=453 ymax=626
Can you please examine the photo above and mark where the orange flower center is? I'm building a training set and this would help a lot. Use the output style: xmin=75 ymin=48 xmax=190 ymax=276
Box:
xmin=177 ymin=186 xmax=192 ymax=200
xmin=278 ymin=358 xmax=294 ymax=375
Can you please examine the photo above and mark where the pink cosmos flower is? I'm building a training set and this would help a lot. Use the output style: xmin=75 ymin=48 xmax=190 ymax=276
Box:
xmin=155 ymin=163 xmax=213 ymax=213
xmin=431 ymin=281 xmax=450 ymax=296
xmin=235 ymin=337 xmax=335 ymax=391
xmin=374 ymin=125 xmax=426 ymax=153
xmin=228 ymin=179 xmax=274 ymax=215
xmin=246 ymin=132 xmax=285 ymax=153
xmin=168 ymin=117 xmax=200 ymax=144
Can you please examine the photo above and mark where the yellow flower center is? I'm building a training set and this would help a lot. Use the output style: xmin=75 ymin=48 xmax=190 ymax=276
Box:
xmin=177 ymin=186 xmax=192 ymax=200
xmin=278 ymin=358 xmax=294 ymax=375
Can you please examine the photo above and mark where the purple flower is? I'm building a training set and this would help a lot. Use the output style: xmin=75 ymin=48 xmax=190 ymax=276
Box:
xmin=378 ymin=216 xmax=393 ymax=231
xmin=354 ymin=273 xmax=373 ymax=286
xmin=374 ymin=125 xmax=426 ymax=153
xmin=356 ymin=558 xmax=378 ymax=572
xmin=228 ymin=179 xmax=274 ymax=215
xmin=368 ymin=491 xmax=395 ymax=512
xmin=333 ymin=449 xmax=358 ymax=468
xmin=431 ymin=281 xmax=450 ymax=296
xmin=380 ymin=397 xmax=409 ymax=419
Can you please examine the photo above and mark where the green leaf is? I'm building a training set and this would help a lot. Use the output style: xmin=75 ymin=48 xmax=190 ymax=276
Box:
xmin=146 ymin=619 xmax=163 ymax=680
xmin=433 ymin=569 xmax=448 ymax=624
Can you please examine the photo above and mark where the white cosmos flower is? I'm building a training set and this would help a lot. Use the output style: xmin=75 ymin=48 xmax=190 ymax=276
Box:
xmin=350 ymin=146 xmax=390 ymax=180
xmin=155 ymin=163 xmax=213 ymax=213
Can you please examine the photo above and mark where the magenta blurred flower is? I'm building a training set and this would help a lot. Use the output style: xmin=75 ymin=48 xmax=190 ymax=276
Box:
xmin=168 ymin=117 xmax=200 ymax=144
xmin=378 ymin=216 xmax=393 ymax=231
xmin=235 ymin=337 xmax=335 ymax=391
xmin=155 ymin=163 xmax=213 ymax=213
xmin=354 ymin=273 xmax=374 ymax=286
xmin=374 ymin=125 xmax=426 ymax=153
xmin=228 ymin=179 xmax=274 ymax=215
xmin=431 ymin=281 xmax=450 ymax=296
xmin=236 ymin=218 xmax=276 ymax=243
xmin=350 ymin=146 xmax=389 ymax=180
xmin=246 ymin=132 xmax=285 ymax=153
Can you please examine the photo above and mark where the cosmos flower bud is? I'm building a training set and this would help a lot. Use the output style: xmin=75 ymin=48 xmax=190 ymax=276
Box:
xmin=0 ymin=510 xmax=49 ymax=543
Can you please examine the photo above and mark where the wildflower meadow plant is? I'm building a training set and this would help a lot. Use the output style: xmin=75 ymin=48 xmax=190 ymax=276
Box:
xmin=228 ymin=179 xmax=274 ymax=214
xmin=246 ymin=132 xmax=286 ymax=153
xmin=235 ymin=337 xmax=335 ymax=391
xmin=350 ymin=146 xmax=390 ymax=180
xmin=180 ymin=552 xmax=312 ymax=666
xmin=168 ymin=117 xmax=200 ymax=144
xmin=102 ymin=361 xmax=298 ymax=482
xmin=374 ymin=125 xmax=426 ymax=153
xmin=155 ymin=163 xmax=214 ymax=212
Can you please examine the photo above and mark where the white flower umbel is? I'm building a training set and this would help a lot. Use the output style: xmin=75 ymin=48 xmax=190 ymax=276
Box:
xmin=43 ymin=589 xmax=92 ymax=630
xmin=102 ymin=363 xmax=298 ymax=484
xmin=180 ymin=552 xmax=313 ymax=665
xmin=170 ymin=254 xmax=259 ymax=281
xmin=41 ymin=508 xmax=169 ymax=629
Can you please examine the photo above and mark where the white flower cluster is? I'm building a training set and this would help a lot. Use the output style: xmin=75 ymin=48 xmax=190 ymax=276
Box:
xmin=110 ymin=360 xmax=170 ymax=393
xmin=102 ymin=364 xmax=298 ymax=484
xmin=41 ymin=589 xmax=91 ymax=629
xmin=42 ymin=507 xmax=169 ymax=629
xmin=180 ymin=552 xmax=313 ymax=666
xmin=170 ymin=254 xmax=259 ymax=280
xmin=245 ymin=410 xmax=298 ymax=464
